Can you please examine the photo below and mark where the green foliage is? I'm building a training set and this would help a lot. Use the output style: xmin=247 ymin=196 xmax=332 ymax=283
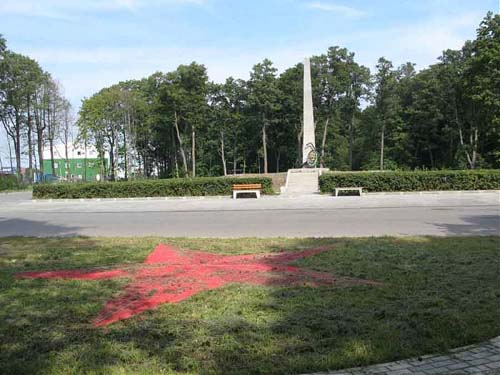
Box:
xmin=32 ymin=176 xmax=273 ymax=199
xmin=0 ymin=175 xmax=20 ymax=191
xmin=319 ymin=170 xmax=500 ymax=193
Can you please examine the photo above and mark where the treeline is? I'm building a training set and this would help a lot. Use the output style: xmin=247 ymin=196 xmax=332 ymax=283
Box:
xmin=0 ymin=35 xmax=72 ymax=181
xmin=77 ymin=13 xmax=499 ymax=179
xmin=2 ymin=13 xmax=499 ymax=182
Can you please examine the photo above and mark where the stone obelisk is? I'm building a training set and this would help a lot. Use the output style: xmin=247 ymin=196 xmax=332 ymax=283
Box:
xmin=302 ymin=57 xmax=315 ymax=165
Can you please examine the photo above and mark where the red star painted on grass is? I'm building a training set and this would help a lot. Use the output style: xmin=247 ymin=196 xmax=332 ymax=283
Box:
xmin=16 ymin=244 xmax=378 ymax=327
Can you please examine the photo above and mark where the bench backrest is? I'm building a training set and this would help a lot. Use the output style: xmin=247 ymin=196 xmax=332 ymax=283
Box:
xmin=233 ymin=184 xmax=262 ymax=190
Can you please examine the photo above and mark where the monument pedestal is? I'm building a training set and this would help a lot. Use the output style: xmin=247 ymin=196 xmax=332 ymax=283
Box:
xmin=281 ymin=168 xmax=329 ymax=195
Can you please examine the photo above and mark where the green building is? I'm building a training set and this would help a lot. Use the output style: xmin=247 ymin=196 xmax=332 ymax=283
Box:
xmin=43 ymin=143 xmax=108 ymax=181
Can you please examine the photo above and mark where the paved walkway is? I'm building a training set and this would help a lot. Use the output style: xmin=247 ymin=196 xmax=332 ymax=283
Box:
xmin=306 ymin=336 xmax=500 ymax=374
xmin=1 ymin=191 xmax=499 ymax=237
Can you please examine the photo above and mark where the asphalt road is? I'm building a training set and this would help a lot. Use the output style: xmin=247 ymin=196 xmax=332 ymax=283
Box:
xmin=0 ymin=191 xmax=498 ymax=237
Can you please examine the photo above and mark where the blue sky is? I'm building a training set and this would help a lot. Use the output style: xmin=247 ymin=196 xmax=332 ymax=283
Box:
xmin=1 ymin=0 xmax=498 ymax=109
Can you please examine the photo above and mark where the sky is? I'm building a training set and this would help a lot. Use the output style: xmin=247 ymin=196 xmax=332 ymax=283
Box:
xmin=0 ymin=0 xmax=498 ymax=164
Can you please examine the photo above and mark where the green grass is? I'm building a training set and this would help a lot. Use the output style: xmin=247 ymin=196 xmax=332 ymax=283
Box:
xmin=1 ymin=237 xmax=499 ymax=374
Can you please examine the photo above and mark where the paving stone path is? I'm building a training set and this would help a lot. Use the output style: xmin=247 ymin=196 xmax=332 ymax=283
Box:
xmin=306 ymin=336 xmax=500 ymax=375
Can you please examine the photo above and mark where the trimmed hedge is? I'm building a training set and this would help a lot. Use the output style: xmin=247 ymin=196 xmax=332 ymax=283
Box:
xmin=0 ymin=175 xmax=20 ymax=191
xmin=33 ymin=176 xmax=274 ymax=199
xmin=319 ymin=170 xmax=500 ymax=193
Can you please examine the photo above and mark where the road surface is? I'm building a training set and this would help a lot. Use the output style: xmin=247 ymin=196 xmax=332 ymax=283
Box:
xmin=0 ymin=191 xmax=498 ymax=237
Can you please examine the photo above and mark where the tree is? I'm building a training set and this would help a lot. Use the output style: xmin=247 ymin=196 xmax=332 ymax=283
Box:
xmin=58 ymin=98 xmax=73 ymax=179
xmin=277 ymin=65 xmax=302 ymax=169
xmin=309 ymin=47 xmax=369 ymax=170
xmin=0 ymin=51 xmax=43 ymax=180
xmin=0 ymin=35 xmax=6 ymax=55
xmin=247 ymin=59 xmax=280 ymax=174
xmin=156 ymin=63 xmax=208 ymax=177
xmin=374 ymin=57 xmax=400 ymax=170
xmin=464 ymin=12 xmax=500 ymax=168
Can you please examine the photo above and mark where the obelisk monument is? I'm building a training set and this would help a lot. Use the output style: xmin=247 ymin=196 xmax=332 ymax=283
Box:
xmin=302 ymin=57 xmax=315 ymax=165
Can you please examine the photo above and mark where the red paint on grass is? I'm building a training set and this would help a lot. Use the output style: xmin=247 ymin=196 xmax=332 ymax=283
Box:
xmin=16 ymin=244 xmax=376 ymax=327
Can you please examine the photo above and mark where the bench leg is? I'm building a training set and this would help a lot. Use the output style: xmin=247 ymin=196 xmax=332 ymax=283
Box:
xmin=256 ymin=191 xmax=260 ymax=199
xmin=233 ymin=191 xmax=237 ymax=199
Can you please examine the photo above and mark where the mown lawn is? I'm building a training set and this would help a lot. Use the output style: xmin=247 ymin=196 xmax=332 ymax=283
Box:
xmin=0 ymin=236 xmax=499 ymax=374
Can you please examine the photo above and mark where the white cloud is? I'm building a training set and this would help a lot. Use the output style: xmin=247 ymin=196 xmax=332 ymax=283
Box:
xmin=305 ymin=2 xmax=366 ymax=18
xmin=344 ymin=11 xmax=484 ymax=71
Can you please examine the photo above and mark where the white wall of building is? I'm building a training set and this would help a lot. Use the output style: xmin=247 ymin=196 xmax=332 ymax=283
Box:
xmin=42 ymin=143 xmax=100 ymax=160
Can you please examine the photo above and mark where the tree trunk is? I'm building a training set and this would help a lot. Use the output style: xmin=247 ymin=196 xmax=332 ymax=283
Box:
xmin=471 ymin=127 xmax=478 ymax=169
xmin=37 ymin=126 xmax=44 ymax=181
xmin=220 ymin=130 xmax=227 ymax=176
xmin=233 ymin=133 xmax=237 ymax=175
xmin=27 ymin=96 xmax=33 ymax=182
xmin=48 ymin=102 xmax=56 ymax=176
xmin=109 ymin=144 xmax=115 ymax=181
xmin=14 ymin=112 xmax=21 ymax=181
xmin=297 ymin=119 xmax=303 ymax=167
xmin=63 ymin=125 xmax=70 ymax=180
xmin=349 ymin=110 xmax=355 ymax=170
xmin=83 ymin=141 xmax=88 ymax=182
xmin=192 ymin=126 xmax=196 ymax=178
xmin=380 ymin=122 xmax=385 ymax=171
xmin=458 ymin=127 xmax=478 ymax=169
xmin=320 ymin=117 xmax=329 ymax=168
xmin=173 ymin=111 xmax=188 ymax=176
xmin=123 ymin=128 xmax=128 ymax=180
xmin=262 ymin=122 xmax=268 ymax=174
xmin=49 ymin=138 xmax=55 ymax=176
xmin=7 ymin=135 xmax=14 ymax=173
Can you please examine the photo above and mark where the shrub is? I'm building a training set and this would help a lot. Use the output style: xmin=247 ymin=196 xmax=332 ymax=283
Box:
xmin=319 ymin=170 xmax=500 ymax=193
xmin=33 ymin=176 xmax=274 ymax=199
xmin=0 ymin=175 xmax=20 ymax=191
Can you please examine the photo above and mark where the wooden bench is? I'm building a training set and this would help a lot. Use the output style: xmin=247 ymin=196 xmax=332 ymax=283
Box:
xmin=232 ymin=184 xmax=262 ymax=199
xmin=334 ymin=187 xmax=363 ymax=196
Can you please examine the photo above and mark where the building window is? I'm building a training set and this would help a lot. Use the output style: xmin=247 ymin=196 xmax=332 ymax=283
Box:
xmin=77 ymin=151 xmax=82 ymax=156
xmin=54 ymin=162 xmax=59 ymax=169
xmin=76 ymin=163 xmax=82 ymax=169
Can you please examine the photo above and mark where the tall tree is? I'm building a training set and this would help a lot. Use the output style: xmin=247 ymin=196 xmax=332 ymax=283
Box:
xmin=464 ymin=12 xmax=500 ymax=168
xmin=374 ymin=57 xmax=400 ymax=170
xmin=247 ymin=59 xmax=280 ymax=174
xmin=0 ymin=51 xmax=43 ymax=180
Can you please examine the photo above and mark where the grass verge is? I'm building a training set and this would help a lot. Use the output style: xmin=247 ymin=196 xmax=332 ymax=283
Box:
xmin=0 ymin=236 xmax=499 ymax=374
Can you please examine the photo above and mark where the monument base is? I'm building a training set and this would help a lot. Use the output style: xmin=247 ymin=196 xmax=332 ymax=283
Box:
xmin=281 ymin=168 xmax=330 ymax=195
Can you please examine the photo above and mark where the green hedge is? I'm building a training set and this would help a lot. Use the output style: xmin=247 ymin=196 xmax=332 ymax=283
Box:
xmin=0 ymin=175 xmax=20 ymax=191
xmin=33 ymin=176 xmax=274 ymax=199
xmin=319 ymin=170 xmax=500 ymax=193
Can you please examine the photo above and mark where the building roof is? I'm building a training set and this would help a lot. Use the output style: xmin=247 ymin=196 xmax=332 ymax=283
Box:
xmin=42 ymin=143 xmax=102 ymax=160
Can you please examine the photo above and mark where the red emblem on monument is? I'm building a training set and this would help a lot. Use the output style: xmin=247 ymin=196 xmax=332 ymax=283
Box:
xmin=16 ymin=244 xmax=377 ymax=327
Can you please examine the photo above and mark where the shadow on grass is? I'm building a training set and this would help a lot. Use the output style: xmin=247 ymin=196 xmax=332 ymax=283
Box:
xmin=1 ymin=237 xmax=499 ymax=374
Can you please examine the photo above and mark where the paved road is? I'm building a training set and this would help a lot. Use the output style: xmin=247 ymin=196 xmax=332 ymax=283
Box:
xmin=0 ymin=191 xmax=498 ymax=237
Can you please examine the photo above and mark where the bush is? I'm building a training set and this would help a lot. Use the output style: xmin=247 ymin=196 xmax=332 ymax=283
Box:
xmin=319 ymin=170 xmax=500 ymax=193
xmin=33 ymin=176 xmax=274 ymax=199
xmin=0 ymin=175 xmax=20 ymax=191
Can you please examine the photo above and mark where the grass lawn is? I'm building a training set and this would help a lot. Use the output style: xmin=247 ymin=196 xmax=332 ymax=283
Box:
xmin=0 ymin=236 xmax=499 ymax=375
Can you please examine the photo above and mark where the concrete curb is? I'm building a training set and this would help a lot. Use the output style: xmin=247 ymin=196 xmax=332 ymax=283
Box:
xmin=30 ymin=190 xmax=500 ymax=203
